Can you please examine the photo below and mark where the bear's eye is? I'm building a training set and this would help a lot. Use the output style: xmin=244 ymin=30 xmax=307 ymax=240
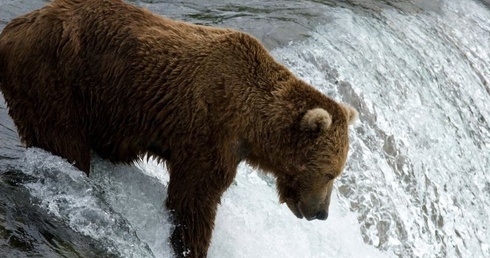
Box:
xmin=324 ymin=174 xmax=335 ymax=181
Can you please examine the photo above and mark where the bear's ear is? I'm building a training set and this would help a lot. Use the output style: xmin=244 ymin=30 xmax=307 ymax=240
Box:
xmin=339 ymin=104 xmax=358 ymax=125
xmin=300 ymin=108 xmax=332 ymax=132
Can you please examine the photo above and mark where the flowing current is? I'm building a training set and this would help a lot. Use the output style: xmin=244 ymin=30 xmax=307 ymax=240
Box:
xmin=1 ymin=0 xmax=489 ymax=257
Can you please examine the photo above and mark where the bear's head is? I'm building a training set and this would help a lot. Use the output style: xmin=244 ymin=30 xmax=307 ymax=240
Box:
xmin=265 ymin=103 xmax=358 ymax=221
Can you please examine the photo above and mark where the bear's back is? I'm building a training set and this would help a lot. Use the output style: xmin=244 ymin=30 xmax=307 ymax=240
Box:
xmin=0 ymin=0 xmax=275 ymax=170
xmin=0 ymin=0 xmax=243 ymax=118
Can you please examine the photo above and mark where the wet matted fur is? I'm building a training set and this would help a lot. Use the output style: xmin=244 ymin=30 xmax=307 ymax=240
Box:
xmin=0 ymin=0 xmax=358 ymax=257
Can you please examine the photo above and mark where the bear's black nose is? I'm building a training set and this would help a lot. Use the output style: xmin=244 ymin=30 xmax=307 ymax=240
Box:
xmin=315 ymin=210 xmax=328 ymax=220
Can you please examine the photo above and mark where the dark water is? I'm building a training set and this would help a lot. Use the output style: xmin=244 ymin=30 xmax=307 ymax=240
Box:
xmin=1 ymin=0 xmax=490 ymax=257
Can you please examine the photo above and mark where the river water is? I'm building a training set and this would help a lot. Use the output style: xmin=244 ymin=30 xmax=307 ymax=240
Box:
xmin=0 ymin=0 xmax=489 ymax=257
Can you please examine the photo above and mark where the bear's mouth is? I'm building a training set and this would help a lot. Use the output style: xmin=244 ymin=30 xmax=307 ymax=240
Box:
xmin=286 ymin=200 xmax=328 ymax=221
xmin=286 ymin=200 xmax=304 ymax=219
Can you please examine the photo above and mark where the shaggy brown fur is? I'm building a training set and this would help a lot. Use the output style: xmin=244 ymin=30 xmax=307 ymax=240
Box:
xmin=0 ymin=0 xmax=357 ymax=257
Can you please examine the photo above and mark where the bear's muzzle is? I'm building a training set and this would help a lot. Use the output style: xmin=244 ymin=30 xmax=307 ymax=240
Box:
xmin=286 ymin=199 xmax=329 ymax=221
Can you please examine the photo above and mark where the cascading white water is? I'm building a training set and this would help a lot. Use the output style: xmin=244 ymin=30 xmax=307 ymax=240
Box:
xmin=274 ymin=0 xmax=490 ymax=257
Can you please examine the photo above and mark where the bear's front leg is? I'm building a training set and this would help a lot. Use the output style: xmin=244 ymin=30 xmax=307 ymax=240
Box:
xmin=166 ymin=155 xmax=237 ymax=258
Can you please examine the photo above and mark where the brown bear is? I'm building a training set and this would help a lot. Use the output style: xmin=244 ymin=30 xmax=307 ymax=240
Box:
xmin=0 ymin=0 xmax=358 ymax=257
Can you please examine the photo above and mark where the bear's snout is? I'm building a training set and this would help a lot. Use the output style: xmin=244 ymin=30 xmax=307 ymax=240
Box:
xmin=297 ymin=201 xmax=329 ymax=221
xmin=314 ymin=209 xmax=329 ymax=221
